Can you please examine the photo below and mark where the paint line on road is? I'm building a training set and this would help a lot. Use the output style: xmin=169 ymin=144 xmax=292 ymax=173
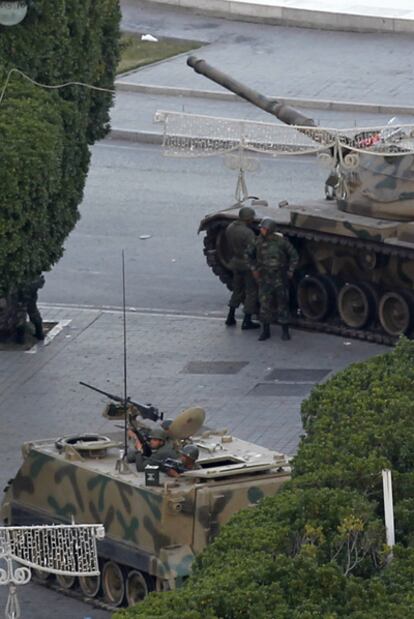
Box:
xmin=25 ymin=320 xmax=72 ymax=354
xmin=39 ymin=302 xmax=225 ymax=322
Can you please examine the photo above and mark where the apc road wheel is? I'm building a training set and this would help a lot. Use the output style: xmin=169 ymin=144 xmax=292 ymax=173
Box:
xmin=56 ymin=574 xmax=76 ymax=589
xmin=379 ymin=292 xmax=411 ymax=336
xmin=33 ymin=568 xmax=51 ymax=582
xmin=156 ymin=577 xmax=172 ymax=592
xmin=297 ymin=275 xmax=334 ymax=321
xmin=79 ymin=574 xmax=101 ymax=599
xmin=338 ymin=283 xmax=377 ymax=329
xmin=126 ymin=570 xmax=148 ymax=606
xmin=102 ymin=561 xmax=125 ymax=607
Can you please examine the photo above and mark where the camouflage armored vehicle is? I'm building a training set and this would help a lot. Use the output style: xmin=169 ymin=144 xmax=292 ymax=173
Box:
xmin=1 ymin=398 xmax=290 ymax=608
xmin=188 ymin=56 xmax=414 ymax=344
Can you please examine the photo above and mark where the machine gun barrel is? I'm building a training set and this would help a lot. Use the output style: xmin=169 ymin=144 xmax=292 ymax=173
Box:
xmin=79 ymin=381 xmax=163 ymax=422
xmin=187 ymin=56 xmax=316 ymax=128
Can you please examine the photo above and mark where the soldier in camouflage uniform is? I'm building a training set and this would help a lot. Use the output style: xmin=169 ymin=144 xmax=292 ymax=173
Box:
xmin=246 ymin=218 xmax=298 ymax=341
xmin=224 ymin=206 xmax=260 ymax=330
xmin=128 ymin=427 xmax=179 ymax=473
xmin=15 ymin=275 xmax=45 ymax=344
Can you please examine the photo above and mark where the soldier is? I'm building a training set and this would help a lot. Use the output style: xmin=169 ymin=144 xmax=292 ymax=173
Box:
xmin=224 ymin=206 xmax=260 ymax=330
xmin=128 ymin=427 xmax=178 ymax=473
xmin=160 ymin=418 xmax=181 ymax=450
xmin=165 ymin=444 xmax=201 ymax=478
xmin=15 ymin=275 xmax=45 ymax=344
xmin=247 ymin=218 xmax=298 ymax=342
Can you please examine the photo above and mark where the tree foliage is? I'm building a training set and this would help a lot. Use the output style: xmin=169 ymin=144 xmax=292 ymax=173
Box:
xmin=114 ymin=339 xmax=414 ymax=617
xmin=0 ymin=0 xmax=120 ymax=296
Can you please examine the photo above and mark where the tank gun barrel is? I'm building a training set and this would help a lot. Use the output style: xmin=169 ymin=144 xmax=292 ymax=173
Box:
xmin=187 ymin=56 xmax=316 ymax=128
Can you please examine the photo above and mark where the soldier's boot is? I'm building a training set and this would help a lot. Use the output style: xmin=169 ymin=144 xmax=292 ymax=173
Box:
xmin=15 ymin=326 xmax=26 ymax=345
xmin=34 ymin=321 xmax=44 ymax=340
xmin=281 ymin=325 xmax=291 ymax=341
xmin=241 ymin=314 xmax=260 ymax=330
xmin=258 ymin=323 xmax=271 ymax=341
xmin=225 ymin=307 xmax=236 ymax=327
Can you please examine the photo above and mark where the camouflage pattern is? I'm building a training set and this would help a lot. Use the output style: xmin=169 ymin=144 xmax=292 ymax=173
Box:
xmin=225 ymin=219 xmax=258 ymax=315
xmin=338 ymin=152 xmax=414 ymax=220
xmin=1 ymin=429 xmax=290 ymax=591
xmin=247 ymin=232 xmax=298 ymax=324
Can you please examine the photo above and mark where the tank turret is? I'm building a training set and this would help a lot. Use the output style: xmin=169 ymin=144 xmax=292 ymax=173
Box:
xmin=187 ymin=56 xmax=414 ymax=221
xmin=188 ymin=57 xmax=414 ymax=342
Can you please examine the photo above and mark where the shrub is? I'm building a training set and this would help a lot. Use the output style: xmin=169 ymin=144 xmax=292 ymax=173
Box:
xmin=115 ymin=340 xmax=414 ymax=617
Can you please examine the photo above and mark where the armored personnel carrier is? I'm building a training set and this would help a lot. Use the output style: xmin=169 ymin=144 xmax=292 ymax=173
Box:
xmin=188 ymin=56 xmax=414 ymax=344
xmin=1 ymin=398 xmax=290 ymax=608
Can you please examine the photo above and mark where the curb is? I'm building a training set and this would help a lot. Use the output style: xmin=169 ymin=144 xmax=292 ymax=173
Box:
xmin=115 ymin=81 xmax=414 ymax=117
xmin=109 ymin=128 xmax=163 ymax=144
xmin=137 ymin=0 xmax=414 ymax=34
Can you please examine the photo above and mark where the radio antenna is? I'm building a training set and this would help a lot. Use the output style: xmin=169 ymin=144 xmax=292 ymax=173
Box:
xmin=113 ymin=250 xmax=130 ymax=474
xmin=122 ymin=250 xmax=128 ymax=460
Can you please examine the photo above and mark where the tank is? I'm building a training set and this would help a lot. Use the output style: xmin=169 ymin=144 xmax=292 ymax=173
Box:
xmin=188 ymin=56 xmax=414 ymax=344
xmin=0 ymin=398 xmax=290 ymax=609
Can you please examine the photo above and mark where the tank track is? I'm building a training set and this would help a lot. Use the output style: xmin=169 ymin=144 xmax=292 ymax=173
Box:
xmin=203 ymin=222 xmax=410 ymax=346
xmin=276 ymin=222 xmax=407 ymax=346
xmin=203 ymin=231 xmax=233 ymax=290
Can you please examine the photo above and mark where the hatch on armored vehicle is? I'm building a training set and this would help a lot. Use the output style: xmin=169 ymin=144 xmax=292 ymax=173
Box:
xmin=1 ymin=397 xmax=290 ymax=609
xmin=158 ymin=56 xmax=414 ymax=345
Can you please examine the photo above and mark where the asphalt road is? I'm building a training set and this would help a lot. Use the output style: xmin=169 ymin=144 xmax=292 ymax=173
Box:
xmin=40 ymin=140 xmax=326 ymax=312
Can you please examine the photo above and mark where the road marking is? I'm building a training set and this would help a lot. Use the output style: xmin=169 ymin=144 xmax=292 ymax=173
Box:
xmin=25 ymin=320 xmax=72 ymax=354
xmin=39 ymin=302 xmax=224 ymax=322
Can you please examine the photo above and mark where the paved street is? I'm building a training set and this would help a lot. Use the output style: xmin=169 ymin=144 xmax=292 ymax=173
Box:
xmin=40 ymin=141 xmax=327 ymax=310
xmin=0 ymin=2 xmax=407 ymax=617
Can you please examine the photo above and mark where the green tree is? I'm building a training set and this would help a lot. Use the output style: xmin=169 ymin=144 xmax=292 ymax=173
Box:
xmin=0 ymin=0 xmax=120 ymax=337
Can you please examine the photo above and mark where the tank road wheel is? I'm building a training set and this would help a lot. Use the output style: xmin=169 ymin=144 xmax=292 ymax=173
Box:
xmin=126 ymin=570 xmax=148 ymax=606
xmin=102 ymin=561 xmax=125 ymax=607
xmin=56 ymin=574 xmax=76 ymax=589
xmin=297 ymin=275 xmax=334 ymax=321
xmin=338 ymin=282 xmax=377 ymax=329
xmin=79 ymin=574 xmax=101 ymax=599
xmin=379 ymin=291 xmax=411 ymax=336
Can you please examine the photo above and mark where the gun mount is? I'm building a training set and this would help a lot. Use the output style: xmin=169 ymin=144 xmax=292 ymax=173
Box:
xmin=187 ymin=57 xmax=414 ymax=343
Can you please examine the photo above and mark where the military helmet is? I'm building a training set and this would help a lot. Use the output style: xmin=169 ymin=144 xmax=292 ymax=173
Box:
xmin=180 ymin=444 xmax=199 ymax=461
xmin=259 ymin=217 xmax=277 ymax=233
xmin=148 ymin=427 xmax=166 ymax=441
xmin=161 ymin=419 xmax=173 ymax=432
xmin=239 ymin=206 xmax=256 ymax=222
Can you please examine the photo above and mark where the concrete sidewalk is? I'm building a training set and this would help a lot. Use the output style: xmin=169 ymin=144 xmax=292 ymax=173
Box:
xmin=138 ymin=0 xmax=414 ymax=32
xmin=113 ymin=1 xmax=414 ymax=145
